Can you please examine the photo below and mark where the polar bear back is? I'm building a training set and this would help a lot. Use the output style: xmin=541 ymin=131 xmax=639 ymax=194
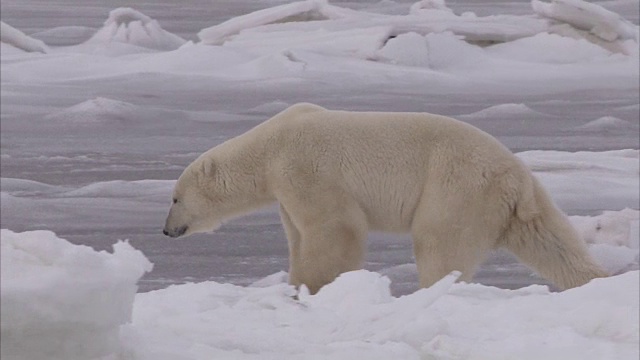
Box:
xmin=262 ymin=104 xmax=524 ymax=232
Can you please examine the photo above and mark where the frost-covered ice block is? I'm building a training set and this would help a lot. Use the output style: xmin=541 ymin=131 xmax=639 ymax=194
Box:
xmin=532 ymin=0 xmax=639 ymax=42
xmin=0 ymin=229 xmax=152 ymax=360
xmin=0 ymin=21 xmax=49 ymax=53
xmin=85 ymin=7 xmax=186 ymax=51
xmin=198 ymin=0 xmax=353 ymax=45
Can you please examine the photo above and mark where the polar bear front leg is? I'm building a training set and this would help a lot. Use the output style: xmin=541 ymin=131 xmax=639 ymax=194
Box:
xmin=279 ymin=204 xmax=303 ymax=287
xmin=279 ymin=200 xmax=367 ymax=294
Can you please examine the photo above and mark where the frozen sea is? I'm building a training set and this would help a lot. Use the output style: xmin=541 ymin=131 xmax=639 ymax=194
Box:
xmin=1 ymin=0 xmax=639 ymax=359
xmin=1 ymin=0 xmax=639 ymax=297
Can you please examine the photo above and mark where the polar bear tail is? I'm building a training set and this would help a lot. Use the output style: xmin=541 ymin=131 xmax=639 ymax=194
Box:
xmin=501 ymin=175 xmax=608 ymax=290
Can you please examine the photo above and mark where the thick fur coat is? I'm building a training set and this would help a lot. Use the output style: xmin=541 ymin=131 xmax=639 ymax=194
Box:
xmin=164 ymin=103 xmax=607 ymax=293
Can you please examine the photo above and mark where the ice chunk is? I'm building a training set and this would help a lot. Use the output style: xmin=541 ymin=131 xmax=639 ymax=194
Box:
xmin=85 ymin=7 xmax=186 ymax=51
xmin=0 ymin=21 xmax=48 ymax=53
xmin=0 ymin=229 xmax=152 ymax=360
xmin=198 ymin=0 xmax=353 ymax=45
xmin=571 ymin=208 xmax=640 ymax=247
xmin=532 ymin=0 xmax=639 ymax=42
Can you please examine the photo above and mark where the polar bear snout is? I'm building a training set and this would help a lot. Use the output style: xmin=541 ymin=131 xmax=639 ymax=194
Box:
xmin=163 ymin=225 xmax=188 ymax=238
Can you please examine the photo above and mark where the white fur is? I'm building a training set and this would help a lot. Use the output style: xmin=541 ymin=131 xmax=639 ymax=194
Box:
xmin=164 ymin=103 xmax=607 ymax=294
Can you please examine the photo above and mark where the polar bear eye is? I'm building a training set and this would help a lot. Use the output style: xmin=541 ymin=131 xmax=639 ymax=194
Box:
xmin=172 ymin=198 xmax=178 ymax=204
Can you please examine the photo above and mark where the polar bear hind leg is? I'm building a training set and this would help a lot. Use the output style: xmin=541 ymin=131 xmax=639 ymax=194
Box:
xmin=411 ymin=180 xmax=505 ymax=288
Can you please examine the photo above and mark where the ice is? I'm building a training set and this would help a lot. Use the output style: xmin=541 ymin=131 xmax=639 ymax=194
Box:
xmin=460 ymin=103 xmax=548 ymax=118
xmin=485 ymin=32 xmax=614 ymax=63
xmin=31 ymin=26 xmax=97 ymax=46
xmin=571 ymin=208 xmax=639 ymax=247
xmin=532 ymin=0 xmax=639 ymax=42
xmin=85 ymin=8 xmax=187 ymax=51
xmin=576 ymin=116 xmax=637 ymax=132
xmin=0 ymin=0 xmax=638 ymax=358
xmin=518 ymin=150 xmax=639 ymax=212
xmin=121 ymin=270 xmax=638 ymax=360
xmin=0 ymin=21 xmax=48 ymax=53
xmin=2 ymin=228 xmax=637 ymax=360
xmin=198 ymin=0 xmax=354 ymax=45
xmin=0 ymin=229 xmax=152 ymax=360
xmin=376 ymin=32 xmax=431 ymax=67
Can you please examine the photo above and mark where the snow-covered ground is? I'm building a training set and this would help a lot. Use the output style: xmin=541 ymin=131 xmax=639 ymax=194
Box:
xmin=1 ymin=0 xmax=639 ymax=359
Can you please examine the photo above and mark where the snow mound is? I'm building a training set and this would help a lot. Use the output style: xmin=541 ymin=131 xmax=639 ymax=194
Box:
xmin=31 ymin=26 xmax=96 ymax=46
xmin=0 ymin=178 xmax=61 ymax=195
xmin=0 ymin=229 xmax=152 ymax=360
xmin=409 ymin=0 xmax=456 ymax=16
xmin=45 ymin=97 xmax=190 ymax=126
xmin=376 ymin=31 xmax=487 ymax=69
xmin=46 ymin=97 xmax=140 ymax=123
xmin=376 ymin=32 xmax=431 ymax=67
xmin=532 ymin=0 xmax=639 ymax=42
xmin=461 ymin=103 xmax=548 ymax=118
xmin=221 ymin=52 xmax=307 ymax=80
xmin=124 ymin=269 xmax=639 ymax=359
xmin=198 ymin=0 xmax=352 ymax=45
xmin=61 ymin=179 xmax=174 ymax=199
xmin=86 ymin=8 xmax=186 ymax=51
xmin=576 ymin=116 xmax=636 ymax=132
xmin=0 ymin=21 xmax=48 ymax=53
xmin=486 ymin=32 xmax=613 ymax=63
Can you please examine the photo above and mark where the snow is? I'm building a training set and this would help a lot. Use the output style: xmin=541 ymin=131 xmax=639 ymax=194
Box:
xmin=2 ymin=229 xmax=638 ymax=359
xmin=0 ymin=21 xmax=49 ymax=53
xmin=85 ymin=8 xmax=187 ymax=51
xmin=532 ymin=0 xmax=639 ymax=42
xmin=198 ymin=0 xmax=354 ymax=45
xmin=518 ymin=150 xmax=639 ymax=212
xmin=576 ymin=116 xmax=637 ymax=132
xmin=0 ymin=0 xmax=638 ymax=359
xmin=0 ymin=229 xmax=152 ymax=360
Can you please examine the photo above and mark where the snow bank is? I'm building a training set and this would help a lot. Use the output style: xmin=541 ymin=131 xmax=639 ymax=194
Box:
xmin=0 ymin=229 xmax=152 ymax=360
xmin=86 ymin=8 xmax=186 ymax=51
xmin=0 ymin=21 xmax=48 ymax=53
xmin=123 ymin=270 xmax=639 ymax=360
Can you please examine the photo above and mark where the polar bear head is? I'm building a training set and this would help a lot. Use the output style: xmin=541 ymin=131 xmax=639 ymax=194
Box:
xmin=163 ymin=156 xmax=223 ymax=238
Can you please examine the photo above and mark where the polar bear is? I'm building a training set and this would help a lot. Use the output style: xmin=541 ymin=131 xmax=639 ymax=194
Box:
xmin=163 ymin=103 xmax=607 ymax=294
